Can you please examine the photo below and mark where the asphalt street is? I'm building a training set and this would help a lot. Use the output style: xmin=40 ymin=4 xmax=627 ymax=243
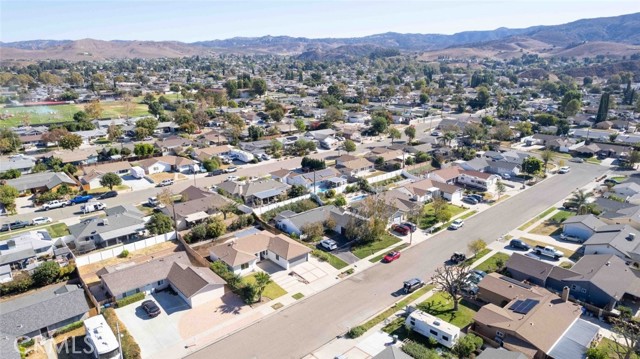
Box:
xmin=185 ymin=162 xmax=607 ymax=359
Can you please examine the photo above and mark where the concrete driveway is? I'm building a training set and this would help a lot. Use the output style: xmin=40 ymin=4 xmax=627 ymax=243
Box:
xmin=122 ymin=175 xmax=155 ymax=191
xmin=116 ymin=291 xmax=190 ymax=359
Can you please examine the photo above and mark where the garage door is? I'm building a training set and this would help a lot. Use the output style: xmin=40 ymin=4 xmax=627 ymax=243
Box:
xmin=190 ymin=286 xmax=225 ymax=307
xmin=288 ymin=254 xmax=309 ymax=268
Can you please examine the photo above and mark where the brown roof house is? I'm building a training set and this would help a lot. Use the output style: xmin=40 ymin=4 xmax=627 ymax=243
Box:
xmin=209 ymin=231 xmax=311 ymax=276
xmin=473 ymin=273 xmax=599 ymax=359
xmin=98 ymin=252 xmax=225 ymax=307
xmin=160 ymin=186 xmax=234 ymax=230
xmin=79 ymin=161 xmax=132 ymax=190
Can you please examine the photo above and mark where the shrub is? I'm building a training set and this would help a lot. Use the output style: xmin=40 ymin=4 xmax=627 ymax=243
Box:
xmin=190 ymin=224 xmax=208 ymax=242
xmin=118 ymin=249 xmax=130 ymax=258
xmin=228 ymin=214 xmax=255 ymax=231
xmin=312 ymin=249 xmax=329 ymax=262
xmin=402 ymin=340 xmax=439 ymax=359
xmin=0 ymin=273 xmax=34 ymax=295
xmin=19 ymin=339 xmax=35 ymax=348
xmin=242 ymin=283 xmax=258 ymax=304
xmin=103 ymin=308 xmax=141 ymax=359
xmin=116 ymin=292 xmax=145 ymax=308
xmin=347 ymin=326 xmax=366 ymax=338
xmin=32 ymin=261 xmax=61 ymax=286
xmin=325 ymin=189 xmax=336 ymax=198
xmin=53 ymin=320 xmax=84 ymax=337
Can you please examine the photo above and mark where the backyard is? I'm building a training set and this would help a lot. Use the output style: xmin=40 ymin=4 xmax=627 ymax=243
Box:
xmin=351 ymin=234 xmax=401 ymax=259
xmin=243 ymin=273 xmax=287 ymax=301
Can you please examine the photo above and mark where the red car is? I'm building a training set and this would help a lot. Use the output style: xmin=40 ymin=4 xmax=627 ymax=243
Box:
xmin=391 ymin=224 xmax=410 ymax=236
xmin=383 ymin=251 xmax=401 ymax=263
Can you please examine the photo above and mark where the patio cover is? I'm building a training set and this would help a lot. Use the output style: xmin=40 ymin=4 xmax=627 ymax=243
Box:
xmin=185 ymin=211 xmax=210 ymax=223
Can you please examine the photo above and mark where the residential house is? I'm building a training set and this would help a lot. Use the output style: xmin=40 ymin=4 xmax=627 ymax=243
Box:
xmin=79 ymin=161 xmax=132 ymax=190
xmin=0 ymin=283 xmax=90 ymax=358
xmin=457 ymin=170 xmax=499 ymax=192
xmin=44 ymin=148 xmax=99 ymax=165
xmin=372 ymin=347 xmax=412 ymax=359
xmin=209 ymin=231 xmax=311 ymax=275
xmin=305 ymin=129 xmax=335 ymax=142
xmin=336 ymin=157 xmax=375 ymax=178
xmin=367 ymin=147 xmax=404 ymax=168
xmin=427 ymin=166 xmax=462 ymax=185
xmin=217 ymin=179 xmax=290 ymax=207
xmin=286 ymin=167 xmax=346 ymax=191
xmin=6 ymin=171 xmax=79 ymax=194
xmin=192 ymin=145 xmax=231 ymax=162
xmin=0 ymin=156 xmax=35 ymax=174
xmin=275 ymin=205 xmax=351 ymax=236
xmin=161 ymin=186 xmax=233 ymax=230
xmin=476 ymin=348 xmax=527 ymax=359
xmin=347 ymin=112 xmax=370 ymax=124
xmin=138 ymin=155 xmax=196 ymax=174
xmin=473 ymin=274 xmax=595 ymax=359
xmin=599 ymin=205 xmax=640 ymax=231
xmin=68 ymin=205 xmax=146 ymax=252
xmin=561 ymin=214 xmax=607 ymax=241
xmin=0 ymin=230 xmax=54 ymax=270
xmin=270 ymin=168 xmax=292 ymax=183
xmin=154 ymin=136 xmax=196 ymax=155
xmin=98 ymin=252 xmax=226 ymax=307
xmin=612 ymin=182 xmax=640 ymax=199
xmin=582 ymin=225 xmax=640 ymax=263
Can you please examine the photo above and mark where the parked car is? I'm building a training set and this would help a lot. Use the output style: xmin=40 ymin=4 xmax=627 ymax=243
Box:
xmin=31 ymin=217 xmax=53 ymax=226
xmin=0 ymin=221 xmax=31 ymax=232
xmin=501 ymin=174 xmax=511 ymax=180
xmin=141 ymin=300 xmax=161 ymax=318
xmin=472 ymin=270 xmax=487 ymax=279
xmin=534 ymin=245 xmax=564 ymax=260
xmin=391 ymin=224 xmax=410 ymax=236
xmin=403 ymin=278 xmax=425 ymax=294
xmin=260 ymin=153 xmax=271 ymax=161
xmin=450 ymin=252 xmax=466 ymax=264
xmin=98 ymin=191 xmax=118 ymax=199
xmin=460 ymin=280 xmax=479 ymax=295
xmin=81 ymin=202 xmax=106 ymax=213
xmin=383 ymin=251 xmax=401 ymax=263
xmin=402 ymin=222 xmax=417 ymax=233
xmin=604 ymin=178 xmax=621 ymax=185
xmin=560 ymin=233 xmax=585 ymax=243
xmin=69 ymin=195 xmax=95 ymax=205
xmin=224 ymin=166 xmax=238 ymax=173
xmin=468 ymin=194 xmax=484 ymax=203
xmin=558 ymin=166 xmax=571 ymax=174
xmin=449 ymin=219 xmax=464 ymax=230
xmin=208 ymin=169 xmax=224 ymax=177
xmin=430 ymin=130 xmax=441 ymax=137
xmin=320 ymin=239 xmax=338 ymax=251
xmin=157 ymin=179 xmax=174 ymax=187
xmin=509 ymin=239 xmax=531 ymax=251
xmin=569 ymin=157 xmax=584 ymax=163
xmin=226 ymin=175 xmax=239 ymax=182
xmin=147 ymin=197 xmax=164 ymax=208
xmin=42 ymin=200 xmax=70 ymax=211
xmin=462 ymin=196 xmax=479 ymax=205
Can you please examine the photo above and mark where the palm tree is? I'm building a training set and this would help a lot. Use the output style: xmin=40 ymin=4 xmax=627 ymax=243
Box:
xmin=566 ymin=189 xmax=594 ymax=215
xmin=254 ymin=272 xmax=272 ymax=302
xmin=443 ymin=131 xmax=457 ymax=147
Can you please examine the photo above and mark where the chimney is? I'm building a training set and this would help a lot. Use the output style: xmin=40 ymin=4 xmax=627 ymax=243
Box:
xmin=102 ymin=219 xmax=109 ymax=226
xmin=562 ymin=286 xmax=570 ymax=302
xmin=628 ymin=233 xmax=636 ymax=241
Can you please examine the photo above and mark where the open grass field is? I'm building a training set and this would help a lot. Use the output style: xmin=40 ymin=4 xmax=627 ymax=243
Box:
xmin=243 ymin=273 xmax=287 ymax=300
xmin=0 ymin=98 xmax=150 ymax=128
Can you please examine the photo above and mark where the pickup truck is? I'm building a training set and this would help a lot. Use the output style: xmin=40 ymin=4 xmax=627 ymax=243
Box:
xmin=69 ymin=195 xmax=94 ymax=205
xmin=42 ymin=200 xmax=70 ymax=210
xmin=534 ymin=245 xmax=564 ymax=260
xmin=81 ymin=202 xmax=106 ymax=213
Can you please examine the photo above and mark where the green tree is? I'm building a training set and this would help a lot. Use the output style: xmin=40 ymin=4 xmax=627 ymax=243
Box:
xmin=515 ymin=121 xmax=533 ymax=136
xmin=145 ymin=213 xmax=174 ymax=235
xmin=288 ymin=185 xmax=307 ymax=198
xmin=388 ymin=127 xmax=401 ymax=144
xmin=451 ymin=333 xmax=483 ymax=359
xmin=0 ymin=168 xmax=21 ymax=179
xmin=0 ymin=185 xmax=19 ymax=214
xmin=563 ymin=98 xmax=582 ymax=117
xmin=99 ymin=172 xmax=122 ymax=190
xmin=270 ymin=139 xmax=283 ymax=157
xmin=468 ymin=239 xmax=487 ymax=256
xmin=251 ymin=78 xmax=267 ymax=96
xmin=59 ymin=134 xmax=83 ymax=151
xmin=205 ymin=217 xmax=226 ymax=239
xmin=248 ymin=125 xmax=265 ymax=141
xmin=541 ymin=149 xmax=554 ymax=173
xmin=0 ymin=128 xmax=21 ymax=154
xmin=596 ymin=92 xmax=610 ymax=123
xmin=133 ymin=127 xmax=151 ymax=141
xmin=371 ymin=116 xmax=388 ymax=135
xmin=136 ymin=117 xmax=158 ymax=132
xmin=404 ymin=126 xmax=416 ymax=144
xmin=107 ymin=123 xmax=123 ymax=141
xmin=203 ymin=157 xmax=221 ymax=172
xmin=73 ymin=111 xmax=89 ymax=122
xmin=584 ymin=347 xmax=608 ymax=359
xmin=343 ymin=139 xmax=356 ymax=153
xmin=134 ymin=143 xmax=155 ymax=158
xmin=220 ymin=203 xmax=238 ymax=220
xmin=293 ymin=118 xmax=306 ymax=132
xmin=84 ymin=101 xmax=104 ymax=119
xmin=32 ymin=261 xmax=61 ymax=287
xmin=253 ymin=272 xmax=272 ymax=302
xmin=522 ymin=156 xmax=543 ymax=177
xmin=324 ymin=106 xmax=344 ymax=123
xmin=301 ymin=222 xmax=324 ymax=242
xmin=628 ymin=150 xmax=640 ymax=169
xmin=148 ymin=101 xmax=164 ymax=117
xmin=495 ymin=180 xmax=506 ymax=199
xmin=566 ymin=189 xmax=594 ymax=215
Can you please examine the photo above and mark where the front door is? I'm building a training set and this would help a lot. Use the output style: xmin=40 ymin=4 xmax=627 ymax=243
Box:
xmin=40 ymin=327 xmax=49 ymax=338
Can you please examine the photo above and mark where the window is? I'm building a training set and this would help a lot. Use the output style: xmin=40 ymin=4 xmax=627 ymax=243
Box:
xmin=157 ymin=280 xmax=164 ymax=286
xmin=410 ymin=319 xmax=415 ymax=326
xmin=571 ymin=284 xmax=577 ymax=291
xmin=429 ymin=329 xmax=438 ymax=336
xmin=241 ymin=263 xmax=249 ymax=270
xmin=276 ymin=254 xmax=280 ymax=260
xmin=496 ymin=331 xmax=505 ymax=338
xmin=442 ymin=335 xmax=449 ymax=341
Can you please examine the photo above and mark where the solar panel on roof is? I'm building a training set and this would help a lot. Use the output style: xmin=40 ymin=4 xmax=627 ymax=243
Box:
xmin=509 ymin=299 xmax=539 ymax=314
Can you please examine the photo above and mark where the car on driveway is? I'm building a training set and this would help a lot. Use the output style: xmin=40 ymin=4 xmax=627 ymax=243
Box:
xmin=98 ymin=191 xmax=118 ymax=199
xmin=469 ymin=194 xmax=484 ymax=203
xmin=383 ymin=251 xmax=401 ymax=263
xmin=320 ymin=239 xmax=338 ymax=251
xmin=462 ymin=196 xmax=479 ymax=205
xmin=558 ymin=166 xmax=571 ymax=174
xmin=604 ymin=178 xmax=621 ymax=185
xmin=141 ymin=300 xmax=161 ymax=318
xmin=391 ymin=224 xmax=410 ymax=235
xmin=509 ymin=238 xmax=531 ymax=251
xmin=401 ymin=222 xmax=417 ymax=233
xmin=31 ymin=217 xmax=53 ymax=226
xmin=501 ymin=174 xmax=511 ymax=180
xmin=449 ymin=219 xmax=464 ymax=230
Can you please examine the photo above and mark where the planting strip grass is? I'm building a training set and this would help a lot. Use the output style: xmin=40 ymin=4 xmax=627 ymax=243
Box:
xmin=464 ymin=248 xmax=491 ymax=266
xmin=517 ymin=207 xmax=556 ymax=231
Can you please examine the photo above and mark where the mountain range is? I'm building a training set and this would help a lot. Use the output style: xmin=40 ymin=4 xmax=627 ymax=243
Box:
xmin=1 ymin=12 xmax=639 ymax=61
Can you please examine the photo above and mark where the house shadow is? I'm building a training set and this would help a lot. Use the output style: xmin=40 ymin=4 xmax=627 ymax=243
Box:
xmin=152 ymin=291 xmax=190 ymax=315
xmin=216 ymin=293 xmax=244 ymax=315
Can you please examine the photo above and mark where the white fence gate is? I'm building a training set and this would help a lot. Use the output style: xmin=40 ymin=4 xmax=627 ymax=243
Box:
xmin=74 ymin=231 xmax=177 ymax=266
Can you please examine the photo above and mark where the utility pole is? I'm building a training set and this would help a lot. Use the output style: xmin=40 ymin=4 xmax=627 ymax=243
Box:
xmin=116 ymin=322 xmax=123 ymax=359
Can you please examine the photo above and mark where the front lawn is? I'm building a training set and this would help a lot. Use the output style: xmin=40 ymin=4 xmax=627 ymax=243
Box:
xmin=418 ymin=203 xmax=467 ymax=229
xmin=518 ymin=207 xmax=556 ymax=231
xmin=531 ymin=209 xmax=574 ymax=236
xmin=351 ymin=234 xmax=401 ymax=259
xmin=311 ymin=249 xmax=349 ymax=270
xmin=243 ymin=273 xmax=287 ymax=300
xmin=87 ymin=185 xmax=130 ymax=194
xmin=597 ymin=338 xmax=640 ymax=359
xmin=48 ymin=223 xmax=70 ymax=238
xmin=417 ymin=291 xmax=478 ymax=328
xmin=474 ymin=252 xmax=510 ymax=273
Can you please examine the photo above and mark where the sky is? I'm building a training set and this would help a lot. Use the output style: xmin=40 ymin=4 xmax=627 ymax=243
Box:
xmin=1 ymin=0 xmax=639 ymax=43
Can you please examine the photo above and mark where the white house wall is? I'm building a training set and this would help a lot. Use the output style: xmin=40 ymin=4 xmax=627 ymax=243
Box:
xmin=266 ymin=251 xmax=290 ymax=270
xmin=188 ymin=285 xmax=225 ymax=307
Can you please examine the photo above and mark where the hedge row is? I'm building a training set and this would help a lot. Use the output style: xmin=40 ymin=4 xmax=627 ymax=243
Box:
xmin=116 ymin=292 xmax=145 ymax=308
xmin=53 ymin=320 xmax=84 ymax=337
xmin=103 ymin=309 xmax=141 ymax=359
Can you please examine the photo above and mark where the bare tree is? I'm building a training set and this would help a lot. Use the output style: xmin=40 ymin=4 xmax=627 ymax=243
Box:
xmin=609 ymin=318 xmax=640 ymax=359
xmin=430 ymin=264 xmax=470 ymax=311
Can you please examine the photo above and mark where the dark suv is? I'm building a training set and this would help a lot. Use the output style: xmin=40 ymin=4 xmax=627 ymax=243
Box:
xmin=141 ymin=300 xmax=161 ymax=318
xmin=403 ymin=278 xmax=425 ymax=294
xmin=510 ymin=239 xmax=531 ymax=251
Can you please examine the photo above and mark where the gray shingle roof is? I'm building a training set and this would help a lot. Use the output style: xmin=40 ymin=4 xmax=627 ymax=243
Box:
xmin=6 ymin=172 xmax=77 ymax=192
xmin=562 ymin=214 xmax=606 ymax=230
